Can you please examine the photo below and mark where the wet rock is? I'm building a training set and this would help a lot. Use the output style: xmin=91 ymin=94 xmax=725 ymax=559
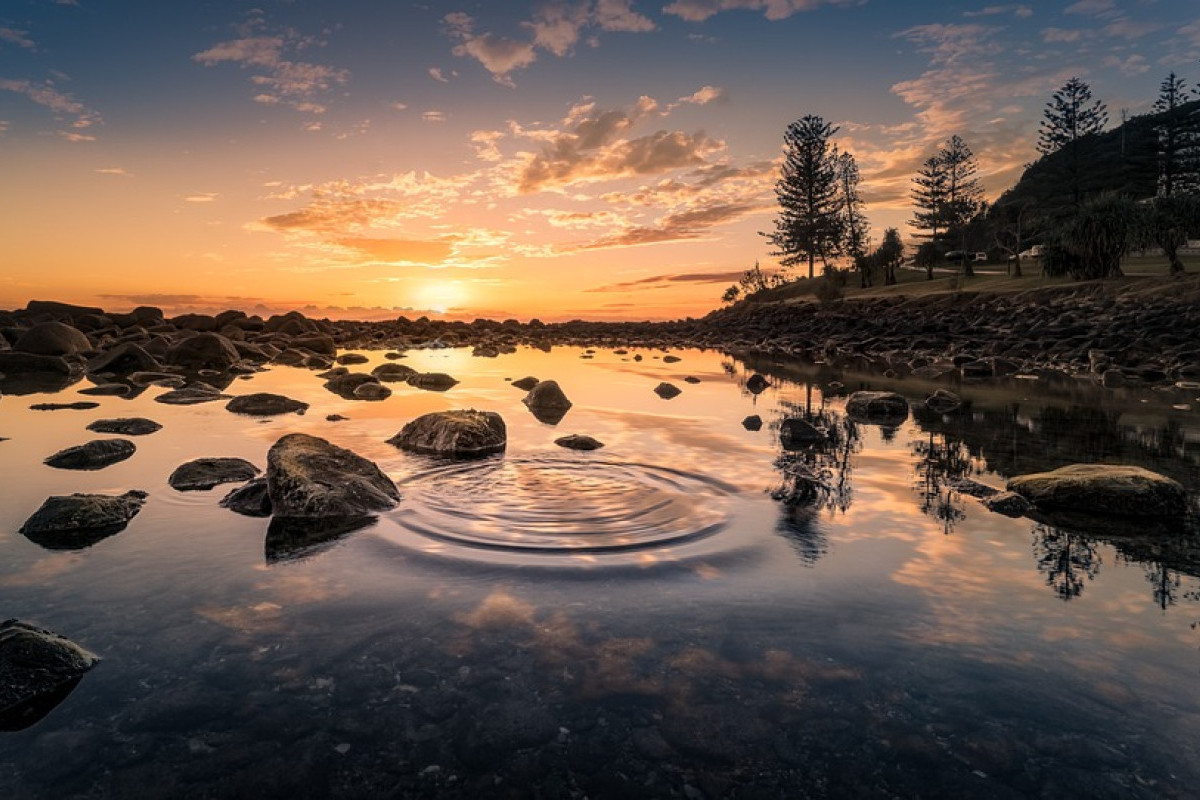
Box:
xmin=371 ymin=363 xmax=417 ymax=382
xmin=353 ymin=382 xmax=392 ymax=401
xmin=335 ymin=352 xmax=369 ymax=365
xmin=128 ymin=370 xmax=183 ymax=387
xmin=265 ymin=516 xmax=376 ymax=564
xmin=226 ymin=392 xmax=309 ymax=416
xmin=407 ymin=372 xmax=459 ymax=392
xmin=19 ymin=490 xmax=147 ymax=549
xmin=1008 ymin=464 xmax=1188 ymax=518
xmin=290 ymin=334 xmax=336 ymax=356
xmin=44 ymin=439 xmax=136 ymax=470
xmin=846 ymin=390 xmax=909 ymax=425
xmin=86 ymin=417 xmax=162 ymax=436
xmin=388 ymin=410 xmax=506 ymax=458
xmin=170 ymin=313 xmax=217 ymax=332
xmin=163 ymin=332 xmax=241 ymax=371
xmin=555 ymin=434 xmax=604 ymax=450
xmin=0 ymin=620 xmax=100 ymax=731
xmin=169 ymin=457 xmax=260 ymax=491
xmin=683 ymin=376 xmax=701 ymax=384
xmin=323 ymin=372 xmax=380 ymax=399
xmin=0 ymin=352 xmax=77 ymax=375
xmin=30 ymin=401 xmax=99 ymax=411
xmin=746 ymin=374 xmax=770 ymax=394
xmin=511 ymin=376 xmax=539 ymax=391
xmin=154 ymin=385 xmax=229 ymax=405
xmin=220 ymin=478 xmax=272 ymax=517
xmin=948 ymin=478 xmax=1000 ymax=499
xmin=86 ymin=343 xmax=163 ymax=375
xmin=924 ymin=389 xmax=962 ymax=413
xmin=780 ymin=418 xmax=825 ymax=449
xmin=984 ymin=491 xmax=1033 ymax=517
xmin=325 ymin=414 xmax=348 ymax=422
xmin=77 ymin=382 xmax=130 ymax=397
xmin=472 ymin=345 xmax=500 ymax=357
xmin=267 ymin=433 xmax=400 ymax=518
xmin=663 ymin=354 xmax=681 ymax=363
xmin=654 ymin=382 xmax=682 ymax=399
xmin=742 ymin=414 xmax=763 ymax=431
xmin=13 ymin=322 xmax=92 ymax=356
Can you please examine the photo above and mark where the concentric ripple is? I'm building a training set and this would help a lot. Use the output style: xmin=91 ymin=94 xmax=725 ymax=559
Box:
xmin=387 ymin=457 xmax=736 ymax=559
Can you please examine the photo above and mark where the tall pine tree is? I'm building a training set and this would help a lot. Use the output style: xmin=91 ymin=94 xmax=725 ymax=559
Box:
xmin=1153 ymin=72 xmax=1200 ymax=197
xmin=1038 ymin=77 xmax=1108 ymax=206
xmin=941 ymin=135 xmax=984 ymax=277
xmin=766 ymin=115 xmax=842 ymax=280
xmin=909 ymin=155 xmax=949 ymax=280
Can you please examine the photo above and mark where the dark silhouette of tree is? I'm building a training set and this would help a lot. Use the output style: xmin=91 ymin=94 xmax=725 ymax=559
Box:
xmin=721 ymin=259 xmax=784 ymax=304
xmin=910 ymin=136 xmax=983 ymax=277
xmin=1145 ymin=561 xmax=1182 ymax=611
xmin=1038 ymin=77 xmax=1109 ymax=206
xmin=911 ymin=431 xmax=976 ymax=535
xmin=1153 ymin=72 xmax=1200 ymax=198
xmin=1033 ymin=524 xmax=1101 ymax=601
xmin=1134 ymin=195 xmax=1200 ymax=274
xmin=876 ymin=228 xmax=904 ymax=286
xmin=766 ymin=115 xmax=843 ymax=280
xmin=909 ymin=155 xmax=948 ymax=279
xmin=836 ymin=149 xmax=869 ymax=262
xmin=991 ymin=198 xmax=1033 ymax=277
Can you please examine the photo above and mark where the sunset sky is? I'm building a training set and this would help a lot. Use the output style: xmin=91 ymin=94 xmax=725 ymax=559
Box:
xmin=2 ymin=1 xmax=1198 ymax=321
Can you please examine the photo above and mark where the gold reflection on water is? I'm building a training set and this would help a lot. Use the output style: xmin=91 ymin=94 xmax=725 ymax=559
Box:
xmin=457 ymin=589 xmax=536 ymax=630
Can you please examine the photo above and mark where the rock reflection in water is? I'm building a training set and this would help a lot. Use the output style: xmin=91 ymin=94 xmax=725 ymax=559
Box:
xmin=264 ymin=516 xmax=377 ymax=564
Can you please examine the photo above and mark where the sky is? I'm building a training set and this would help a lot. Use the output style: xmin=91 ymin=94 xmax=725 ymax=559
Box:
xmin=1 ymin=0 xmax=1198 ymax=322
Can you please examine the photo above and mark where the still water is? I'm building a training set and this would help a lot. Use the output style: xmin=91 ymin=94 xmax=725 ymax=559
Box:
xmin=2 ymin=345 xmax=1199 ymax=798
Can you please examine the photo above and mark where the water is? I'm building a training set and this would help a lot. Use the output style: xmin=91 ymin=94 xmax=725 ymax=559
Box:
xmin=2 ymin=345 xmax=1200 ymax=798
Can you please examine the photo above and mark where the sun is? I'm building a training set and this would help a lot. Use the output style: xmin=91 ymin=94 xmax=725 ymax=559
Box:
xmin=414 ymin=281 xmax=469 ymax=315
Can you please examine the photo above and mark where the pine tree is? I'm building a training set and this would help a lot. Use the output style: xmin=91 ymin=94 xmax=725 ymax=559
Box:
xmin=1038 ymin=77 xmax=1108 ymax=205
xmin=1154 ymin=72 xmax=1200 ymax=197
xmin=941 ymin=135 xmax=984 ymax=277
xmin=765 ymin=115 xmax=843 ymax=280
xmin=909 ymin=155 xmax=949 ymax=280
xmin=835 ymin=149 xmax=868 ymax=261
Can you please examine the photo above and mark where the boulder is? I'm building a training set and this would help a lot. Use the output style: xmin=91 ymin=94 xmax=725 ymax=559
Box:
xmin=371 ymin=363 xmax=417 ymax=382
xmin=407 ymin=372 xmax=459 ymax=392
xmin=226 ymin=392 xmax=308 ymax=416
xmin=289 ymin=334 xmax=336 ymax=356
xmin=388 ymin=410 xmax=507 ymax=458
xmin=19 ymin=490 xmax=147 ymax=549
xmin=154 ymin=385 xmax=229 ymax=405
xmin=654 ymin=382 xmax=682 ymax=399
xmin=524 ymin=380 xmax=571 ymax=411
xmin=170 ymin=313 xmax=217 ymax=332
xmin=0 ymin=620 xmax=100 ymax=730
xmin=742 ymin=415 xmax=763 ymax=432
xmin=1007 ymin=464 xmax=1188 ymax=518
xmin=86 ymin=342 xmax=163 ymax=375
xmin=324 ymin=372 xmax=381 ymax=399
xmin=13 ymin=322 xmax=92 ymax=356
xmin=511 ymin=376 xmax=539 ymax=391
xmin=746 ymin=374 xmax=770 ymax=394
xmin=0 ymin=352 xmax=76 ymax=375
xmin=353 ymin=382 xmax=392 ymax=401
xmin=44 ymin=439 xmax=136 ymax=470
xmin=555 ymin=434 xmax=604 ymax=451
xmin=780 ymin=418 xmax=825 ymax=449
xmin=220 ymin=478 xmax=272 ymax=517
xmin=984 ymin=491 xmax=1033 ymax=517
xmin=846 ymin=391 xmax=909 ymax=425
xmin=169 ymin=458 xmax=260 ymax=491
xmin=663 ymin=355 xmax=682 ymax=363
xmin=30 ymin=401 xmax=98 ymax=411
xmin=924 ymin=389 xmax=962 ymax=413
xmin=336 ymin=353 xmax=370 ymax=365
xmin=163 ymin=333 xmax=241 ymax=371
xmin=267 ymin=433 xmax=400 ymax=518
xmin=86 ymin=417 xmax=162 ymax=436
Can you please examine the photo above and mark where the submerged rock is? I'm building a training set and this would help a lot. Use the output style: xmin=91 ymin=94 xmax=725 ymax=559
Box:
xmin=169 ymin=458 xmax=260 ymax=491
xmin=86 ymin=418 xmax=162 ymax=436
xmin=30 ymin=401 xmax=99 ymax=411
xmin=407 ymin=372 xmax=459 ymax=392
xmin=1007 ymin=464 xmax=1188 ymax=519
xmin=154 ymin=385 xmax=229 ymax=405
xmin=388 ymin=410 xmax=506 ymax=457
xmin=44 ymin=439 xmax=136 ymax=470
xmin=267 ymin=433 xmax=400 ymax=518
xmin=220 ymin=477 xmax=272 ymax=517
xmin=225 ymin=392 xmax=308 ymax=416
xmin=19 ymin=490 xmax=147 ymax=549
xmin=554 ymin=434 xmax=604 ymax=451
xmin=371 ymin=363 xmax=417 ymax=382
xmin=324 ymin=372 xmax=382 ymax=399
xmin=0 ymin=620 xmax=100 ymax=731
xmin=353 ymin=382 xmax=391 ymax=401
xmin=846 ymin=391 xmax=909 ymax=425
xmin=511 ymin=376 xmax=539 ymax=391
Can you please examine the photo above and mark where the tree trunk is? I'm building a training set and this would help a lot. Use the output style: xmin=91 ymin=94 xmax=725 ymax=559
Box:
xmin=808 ymin=252 xmax=814 ymax=280
xmin=1012 ymin=256 xmax=1023 ymax=278
xmin=1166 ymin=243 xmax=1184 ymax=274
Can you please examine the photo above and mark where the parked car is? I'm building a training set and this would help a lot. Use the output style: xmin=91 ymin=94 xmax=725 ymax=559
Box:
xmin=946 ymin=250 xmax=989 ymax=262
xmin=1008 ymin=245 xmax=1043 ymax=260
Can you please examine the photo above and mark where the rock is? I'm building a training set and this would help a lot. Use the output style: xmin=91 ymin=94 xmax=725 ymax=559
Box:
xmin=163 ymin=333 xmax=241 ymax=371
xmin=30 ymin=401 xmax=99 ymax=411
xmin=924 ymin=389 xmax=962 ymax=413
xmin=387 ymin=410 xmax=506 ymax=458
xmin=984 ymin=491 xmax=1033 ymax=517
xmin=522 ymin=380 xmax=572 ymax=424
xmin=19 ymin=490 xmax=147 ymax=549
xmin=226 ymin=392 xmax=308 ymax=416
xmin=1007 ymin=464 xmax=1188 ymax=518
xmin=267 ymin=433 xmax=400 ymax=518
xmin=554 ymin=434 xmax=604 ymax=451
xmin=0 ymin=352 xmax=77 ymax=375
xmin=325 ymin=414 xmax=348 ymax=422
xmin=742 ymin=415 xmax=763 ymax=431
xmin=77 ymin=383 xmax=130 ymax=397
xmin=169 ymin=458 xmax=260 ymax=491
xmin=654 ymin=382 xmax=682 ymax=399
xmin=170 ymin=313 xmax=217 ymax=332
xmin=947 ymin=478 xmax=1000 ymax=499
xmin=335 ymin=353 xmax=370 ymax=365
xmin=86 ymin=418 xmax=162 ymax=436
xmin=407 ymin=372 xmax=459 ymax=391
xmin=13 ymin=322 xmax=92 ymax=356
xmin=290 ymin=334 xmax=336 ymax=356
xmin=371 ymin=363 xmax=416 ymax=382
xmin=663 ymin=355 xmax=682 ymax=363
xmin=86 ymin=342 xmax=162 ymax=374
xmin=220 ymin=478 xmax=272 ymax=517
xmin=846 ymin=391 xmax=909 ymax=425
xmin=1101 ymin=369 xmax=1126 ymax=388
xmin=780 ymin=418 xmax=825 ymax=449
xmin=0 ymin=620 xmax=100 ymax=731
xmin=128 ymin=370 xmax=183 ymax=387
xmin=265 ymin=516 xmax=375 ymax=563
xmin=324 ymin=372 xmax=380 ymax=399
xmin=746 ymin=374 xmax=770 ymax=394
xmin=511 ymin=376 xmax=539 ymax=391
xmin=683 ymin=376 xmax=701 ymax=384
xmin=353 ymin=382 xmax=392 ymax=401
xmin=154 ymin=385 xmax=229 ymax=405
xmin=44 ymin=439 xmax=136 ymax=470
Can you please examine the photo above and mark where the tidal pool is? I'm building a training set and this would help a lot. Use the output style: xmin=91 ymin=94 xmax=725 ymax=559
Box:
xmin=2 ymin=344 xmax=1199 ymax=798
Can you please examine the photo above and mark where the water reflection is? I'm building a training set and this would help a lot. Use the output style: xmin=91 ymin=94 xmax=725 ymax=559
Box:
xmin=1033 ymin=524 xmax=1102 ymax=601
xmin=911 ymin=431 xmax=979 ymax=535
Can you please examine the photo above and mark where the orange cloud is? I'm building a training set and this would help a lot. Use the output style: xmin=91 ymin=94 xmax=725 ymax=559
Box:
xmin=334 ymin=237 xmax=457 ymax=264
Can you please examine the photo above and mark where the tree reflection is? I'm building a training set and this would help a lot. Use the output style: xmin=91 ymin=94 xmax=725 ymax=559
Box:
xmin=911 ymin=431 xmax=977 ymax=535
xmin=1144 ymin=562 xmax=1182 ymax=610
xmin=1033 ymin=524 xmax=1101 ymax=601
xmin=771 ymin=392 xmax=861 ymax=517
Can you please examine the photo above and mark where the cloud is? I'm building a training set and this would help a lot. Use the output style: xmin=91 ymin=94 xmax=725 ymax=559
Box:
xmin=194 ymin=19 xmax=348 ymax=114
xmin=429 ymin=67 xmax=450 ymax=82
xmin=1041 ymin=27 xmax=1088 ymax=43
xmin=1104 ymin=53 xmax=1149 ymax=75
xmin=1064 ymin=0 xmax=1116 ymax=16
xmin=334 ymin=237 xmax=457 ymax=264
xmin=574 ymin=199 xmax=767 ymax=250
xmin=0 ymin=27 xmax=36 ymax=50
xmin=527 ymin=2 xmax=591 ymax=56
xmin=662 ymin=0 xmax=862 ymax=23
xmin=184 ymin=193 xmax=219 ymax=202
xmin=96 ymin=167 xmax=132 ymax=176
xmin=586 ymin=269 xmax=747 ymax=292
xmin=0 ymin=78 xmax=101 ymax=130
xmin=594 ymin=0 xmax=656 ymax=32
xmin=453 ymin=33 xmax=538 ymax=86
xmin=675 ymin=85 xmax=728 ymax=106
xmin=58 ymin=131 xmax=95 ymax=142
xmin=963 ymin=5 xmax=1032 ymax=18
xmin=423 ymin=110 xmax=447 ymax=123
